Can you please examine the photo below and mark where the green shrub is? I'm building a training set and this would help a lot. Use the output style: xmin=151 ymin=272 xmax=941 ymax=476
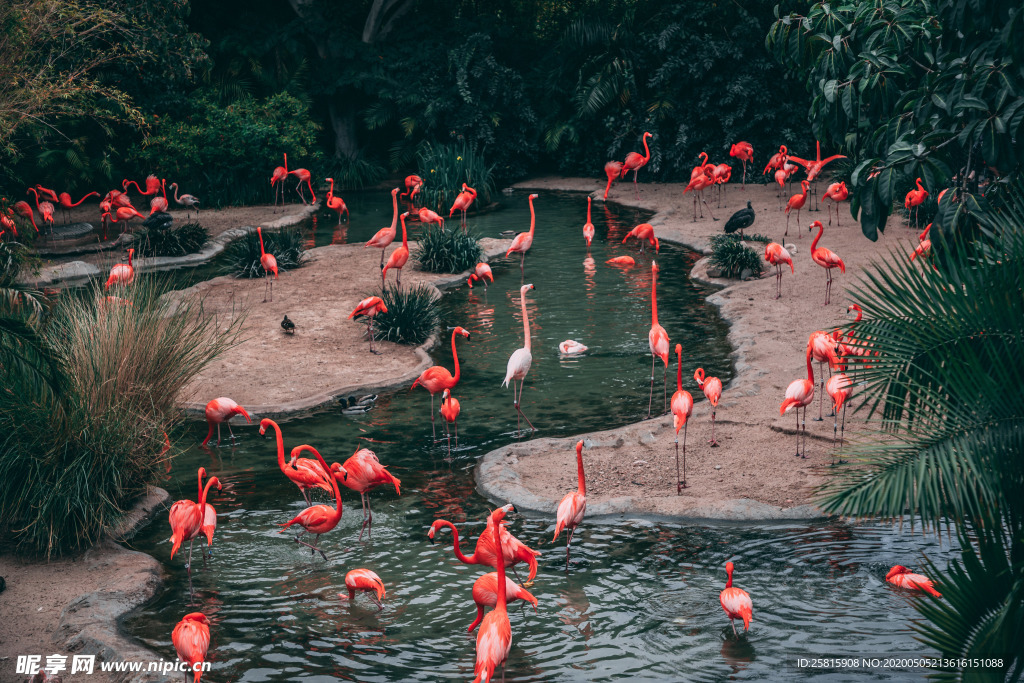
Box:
xmin=741 ymin=233 xmax=772 ymax=244
xmin=372 ymin=283 xmax=440 ymax=346
xmin=136 ymin=221 xmax=209 ymax=258
xmin=414 ymin=225 xmax=482 ymax=274
xmin=416 ymin=141 xmax=495 ymax=214
xmin=709 ymin=234 xmax=764 ymax=279
xmin=224 ymin=227 xmax=305 ymax=278
xmin=0 ymin=278 xmax=241 ymax=556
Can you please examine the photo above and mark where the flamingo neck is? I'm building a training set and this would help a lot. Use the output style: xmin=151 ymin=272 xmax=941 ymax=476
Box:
xmin=806 ymin=348 xmax=815 ymax=384
xmin=127 ymin=249 xmax=133 ymax=268
xmin=642 ymin=134 xmax=651 ymax=162
xmin=258 ymin=228 xmax=266 ymax=256
xmin=450 ymin=330 xmax=461 ymax=385
xmin=199 ymin=474 xmax=218 ymax=508
xmin=161 ymin=180 xmax=167 ymax=201
xmin=491 ymin=518 xmax=507 ymax=610
xmin=811 ymin=223 xmax=823 ymax=252
xmin=390 ymin=192 xmax=398 ymax=231
xmin=28 ymin=188 xmax=41 ymax=211
xmin=283 ymin=153 xmax=288 ymax=174
xmin=197 ymin=469 xmax=205 ymax=501
xmin=919 ymin=224 xmax=931 ymax=241
xmin=521 ymin=291 xmax=531 ymax=352
xmin=576 ymin=445 xmax=586 ymax=495
xmin=651 ymin=270 xmax=659 ymax=326
xmin=308 ymin=446 xmax=342 ymax=521
xmin=586 ymin=197 xmax=591 ymax=223
xmin=401 ymin=214 xmax=408 ymax=248
xmin=528 ymin=196 xmax=536 ymax=237
xmin=270 ymin=423 xmax=286 ymax=473
xmin=816 ymin=140 xmax=821 ymax=161
xmin=171 ymin=183 xmax=181 ymax=202
xmin=676 ymin=353 xmax=683 ymax=392
xmin=725 ymin=568 xmax=733 ymax=589
xmin=439 ymin=521 xmax=474 ymax=564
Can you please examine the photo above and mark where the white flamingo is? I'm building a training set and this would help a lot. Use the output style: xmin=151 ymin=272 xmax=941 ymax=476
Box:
xmin=502 ymin=283 xmax=537 ymax=433
xmin=169 ymin=183 xmax=200 ymax=218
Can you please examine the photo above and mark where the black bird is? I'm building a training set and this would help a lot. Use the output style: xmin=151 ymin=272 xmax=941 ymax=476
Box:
xmin=724 ymin=201 xmax=755 ymax=237
xmin=281 ymin=315 xmax=295 ymax=334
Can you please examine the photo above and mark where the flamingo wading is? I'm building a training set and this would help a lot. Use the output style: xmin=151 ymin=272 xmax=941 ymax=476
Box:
xmin=503 ymin=284 xmax=537 ymax=433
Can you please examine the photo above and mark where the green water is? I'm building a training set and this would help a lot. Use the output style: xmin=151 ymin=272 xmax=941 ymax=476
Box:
xmin=123 ymin=192 xmax=950 ymax=681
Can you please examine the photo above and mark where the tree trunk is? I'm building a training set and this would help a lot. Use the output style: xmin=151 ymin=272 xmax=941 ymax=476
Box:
xmin=329 ymin=101 xmax=359 ymax=160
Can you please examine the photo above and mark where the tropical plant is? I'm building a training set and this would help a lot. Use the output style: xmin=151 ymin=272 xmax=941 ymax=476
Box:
xmin=371 ymin=283 xmax=440 ymax=346
xmin=821 ymin=189 xmax=1024 ymax=678
xmin=415 ymin=141 xmax=495 ymax=214
xmin=414 ymin=224 xmax=483 ymax=274
xmin=136 ymin=221 xmax=209 ymax=258
xmin=0 ymin=278 xmax=241 ymax=556
xmin=708 ymin=234 xmax=764 ymax=279
xmin=224 ymin=227 xmax=306 ymax=278
xmin=767 ymin=0 xmax=1024 ymax=241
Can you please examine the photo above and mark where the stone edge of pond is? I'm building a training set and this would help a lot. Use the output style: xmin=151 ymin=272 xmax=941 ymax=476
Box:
xmin=173 ymin=239 xmax=510 ymax=420
xmin=26 ymin=203 xmax=319 ymax=288
xmin=54 ymin=486 xmax=175 ymax=682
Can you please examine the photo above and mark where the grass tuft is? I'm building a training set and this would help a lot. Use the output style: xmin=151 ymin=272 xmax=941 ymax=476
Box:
xmin=414 ymin=225 xmax=483 ymax=274
xmin=416 ymin=141 xmax=495 ymax=214
xmin=224 ymin=227 xmax=306 ymax=278
xmin=371 ymin=283 xmax=440 ymax=345
xmin=136 ymin=221 xmax=209 ymax=257
xmin=709 ymin=234 xmax=765 ymax=279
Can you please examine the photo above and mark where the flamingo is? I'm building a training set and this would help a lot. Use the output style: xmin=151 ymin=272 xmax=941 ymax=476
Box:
xmin=197 ymin=469 xmax=219 ymax=557
xmin=467 ymin=572 xmax=538 ymax=632
xmin=823 ymin=181 xmax=849 ymax=226
xmin=440 ymin=389 xmax=461 ymax=458
xmin=671 ymin=344 xmax=694 ymax=492
xmin=622 ymin=131 xmax=653 ymax=199
xmin=349 ymin=296 xmax=389 ymax=353
xmin=123 ymin=174 xmax=161 ymax=196
xmin=603 ymin=160 xmax=623 ymax=200
xmin=34 ymin=185 xmax=59 ymax=203
xmin=0 ymin=211 xmax=15 ymax=237
xmin=787 ymin=141 xmax=848 ymax=210
xmin=382 ymin=212 xmax=411 ymax=288
xmin=400 ymin=174 xmax=423 ymax=204
xmin=256 ymin=226 xmax=278 ymax=302
xmin=885 ymin=565 xmax=942 ymax=598
xmin=809 ymin=329 xmax=841 ymax=421
xmin=503 ymin=283 xmax=537 ymax=432
xmin=780 ymin=344 xmax=815 ymax=458
xmin=27 ymin=188 xmax=55 ymax=231
xmin=270 ymin=163 xmax=287 ymax=210
xmin=713 ymin=163 xmax=731 ymax=207
xmin=684 ymin=166 xmax=717 ymax=221
xmin=774 ymin=168 xmax=788 ymax=209
xmin=149 ymin=183 xmax=169 ymax=216
xmin=582 ymin=196 xmax=594 ymax=247
xmin=720 ymin=561 xmax=754 ymax=636
xmin=784 ymin=181 xmax=810 ymax=236
xmin=341 ymin=569 xmax=386 ymax=609
xmin=366 ymin=188 xmax=401 ymax=272
xmin=201 ymin=397 xmax=251 ymax=447
xmin=762 ymin=145 xmax=788 ymax=176
xmin=285 ymin=156 xmax=315 ymax=205
xmin=472 ymin=504 xmax=516 ymax=683
xmin=622 ymin=223 xmax=658 ymax=253
xmin=12 ymin=200 xmax=37 ymax=232
xmin=910 ymin=222 xmax=933 ymax=264
xmin=277 ymin=445 xmax=342 ymax=560
xmin=729 ymin=141 xmax=754 ymax=189
xmin=172 ymin=612 xmax=211 ymax=683
xmin=605 ymin=255 xmax=635 ymax=267
xmin=325 ymin=178 xmax=349 ymax=224
xmin=56 ymin=191 xmax=99 ymax=223
xmin=259 ymin=418 xmax=331 ymax=505
xmin=102 ymin=206 xmax=145 ymax=233
xmin=559 ymin=340 xmax=588 ymax=355
xmin=506 ymin=194 xmax=538 ymax=274
xmin=764 ymin=242 xmax=793 ymax=299
xmin=333 ymin=447 xmax=401 ymax=536
xmin=417 ymin=207 xmax=445 ymax=227
xmin=169 ymin=183 xmax=200 ymax=218
xmin=903 ymin=179 xmax=929 ymax=229
xmin=467 ymin=263 xmax=494 ymax=289
xmin=553 ymin=440 xmax=587 ymax=570
xmin=694 ymin=367 xmax=722 ymax=446
xmin=168 ymin=468 xmax=221 ymax=585
xmin=647 ymin=261 xmax=670 ymax=418
xmin=825 ymin=372 xmax=852 ymax=463
xmin=809 ymin=220 xmax=846 ymax=305
xmin=412 ymin=326 xmax=471 ymax=438
xmin=428 ymin=509 xmax=540 ymax=585
xmin=105 ymin=248 xmax=135 ymax=289
xmin=450 ymin=183 xmax=478 ymax=228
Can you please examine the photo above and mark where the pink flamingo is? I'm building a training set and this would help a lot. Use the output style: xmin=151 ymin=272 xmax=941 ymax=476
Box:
xmin=603 ymin=161 xmax=623 ymax=200
xmin=467 ymin=263 xmax=494 ymax=289
xmin=622 ymin=223 xmax=658 ymax=253
xmin=780 ymin=345 xmax=815 ymax=458
xmin=325 ymin=178 xmax=349 ymax=224
xmin=784 ymin=180 xmax=809 ymax=236
xmin=412 ymin=326 xmax=471 ymax=438
xmin=622 ymin=131 xmax=653 ymax=199
xmin=428 ymin=504 xmax=540 ymax=584
xmin=256 ymin=227 xmax=278 ymax=302
xmin=553 ymin=440 xmax=587 ymax=570
xmin=333 ymin=447 xmax=401 ymax=535
xmin=349 ymin=296 xmax=389 ymax=353
xmin=168 ymin=467 xmax=221 ymax=585
xmin=169 ymin=183 xmax=200 ymax=218
xmin=122 ymin=175 xmax=161 ymax=196
xmin=417 ymin=206 xmax=445 ymax=227
xmin=201 ymin=397 xmax=251 ymax=447
xmin=449 ymin=183 xmax=478 ymax=228
xmin=270 ymin=161 xmax=287 ymax=210
xmin=27 ymin=188 xmax=55 ymax=231
xmin=787 ymin=141 xmax=847 ymax=210
xmin=400 ymin=175 xmax=423 ymax=204
xmin=467 ymin=572 xmax=537 ymax=632
xmin=284 ymin=153 xmax=315 ymax=204
xmin=506 ymin=194 xmax=538 ymax=274
xmin=762 ymin=145 xmax=788 ymax=176
xmin=809 ymin=220 xmax=846 ymax=305
xmin=366 ymin=188 xmax=401 ymax=272
xmin=439 ymin=388 xmax=461 ymax=458
xmin=582 ymin=196 xmax=594 ymax=247
xmin=12 ymin=200 xmax=37 ymax=232
xmin=647 ymin=261 xmax=670 ymax=418
xmin=56 ymin=190 xmax=99 ymax=223
xmin=105 ymin=248 xmax=135 ymax=289
xmin=693 ymin=367 xmax=722 ymax=446
xmin=277 ymin=445 xmax=342 ymax=560
xmin=823 ymin=181 xmax=849 ymax=226
xmin=910 ymin=223 xmax=932 ymax=263
xmin=808 ymin=329 xmax=841 ymax=421
xmin=382 ymin=212 xmax=410 ymax=288
xmin=825 ymin=372 xmax=852 ymax=463
xmin=886 ymin=565 xmax=942 ymax=598
xmin=503 ymin=284 xmax=537 ymax=432
xmin=729 ymin=141 xmax=754 ymax=189
xmin=720 ymin=561 xmax=754 ymax=636
xmin=713 ymin=163 xmax=731 ymax=207
xmin=259 ymin=418 xmax=332 ymax=505
xmin=671 ymin=344 xmax=694 ymax=491
xmin=341 ymin=569 xmax=386 ymax=609
xmin=904 ymin=177 xmax=929 ymax=228
xmin=472 ymin=505 xmax=515 ymax=683
xmin=764 ymin=242 xmax=793 ymax=299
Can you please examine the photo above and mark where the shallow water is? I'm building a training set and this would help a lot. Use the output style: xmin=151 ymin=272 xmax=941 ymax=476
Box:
xmin=125 ymin=192 xmax=951 ymax=681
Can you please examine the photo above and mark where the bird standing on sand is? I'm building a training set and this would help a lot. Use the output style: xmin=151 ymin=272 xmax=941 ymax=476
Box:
xmin=764 ymin=243 xmax=793 ymax=299
xmin=671 ymin=344 xmax=694 ymax=492
xmin=780 ymin=345 xmax=815 ymax=458
xmin=694 ymin=367 xmax=722 ymax=446
xmin=622 ymin=131 xmax=653 ymax=199
xmin=169 ymin=183 xmax=200 ymax=218
xmin=809 ymin=220 xmax=846 ymax=305
xmin=904 ymin=178 xmax=929 ymax=229
xmin=729 ymin=141 xmax=754 ymax=189
xmin=382 ymin=212 xmax=410 ymax=289
xmin=785 ymin=181 xmax=809 ymax=236
xmin=823 ymin=181 xmax=849 ymax=226
xmin=366 ymin=188 xmax=400 ymax=272
xmin=349 ymin=296 xmax=389 ymax=353
xmin=724 ymin=202 xmax=755 ymax=237
xmin=647 ymin=261 xmax=670 ymax=418
xmin=281 ymin=315 xmax=296 ymax=334
xmin=256 ymin=227 xmax=278 ymax=303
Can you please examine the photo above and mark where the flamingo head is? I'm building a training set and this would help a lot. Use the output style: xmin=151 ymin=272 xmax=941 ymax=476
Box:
xmin=330 ymin=462 xmax=349 ymax=482
xmin=520 ymin=283 xmax=535 ymax=295
xmin=675 ymin=343 xmax=682 ymax=357
xmin=651 ymin=260 xmax=660 ymax=275
xmin=576 ymin=440 xmax=584 ymax=458
xmin=491 ymin=503 xmax=517 ymax=526
xmin=809 ymin=220 xmax=823 ymax=233
xmin=694 ymin=367 xmax=705 ymax=384
xmin=181 ymin=612 xmax=210 ymax=626
xmin=442 ymin=388 xmax=451 ymax=401
xmin=529 ymin=193 xmax=539 ymax=200
xmin=426 ymin=520 xmax=444 ymax=542
xmin=198 ymin=466 xmax=206 ymax=482
xmin=258 ymin=417 xmax=277 ymax=436
xmin=780 ymin=145 xmax=787 ymax=155
xmin=725 ymin=561 xmax=735 ymax=577
xmin=391 ymin=187 xmax=399 ymax=196
xmin=448 ymin=325 xmax=471 ymax=340
xmin=886 ymin=565 xmax=908 ymax=580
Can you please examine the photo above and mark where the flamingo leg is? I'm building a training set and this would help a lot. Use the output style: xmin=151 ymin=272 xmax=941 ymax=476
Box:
xmin=785 ymin=213 xmax=790 ymax=236
xmin=839 ymin=403 xmax=848 ymax=458
xmin=702 ymin=195 xmax=718 ymax=221
xmin=709 ymin=409 xmax=719 ymax=446
xmin=216 ymin=423 xmax=223 ymax=446
xmin=515 ymin=379 xmax=537 ymax=432
xmin=296 ymin=180 xmax=307 ymax=205
xmin=565 ymin=527 xmax=574 ymax=572
xmin=294 ymin=533 xmax=327 ymax=560
xmin=520 ymin=251 xmax=526 ymax=275
xmin=633 ymin=170 xmax=639 ymax=199
xmin=647 ymin=355 xmax=656 ymax=418
xmin=430 ymin=393 xmax=437 ymax=441
xmin=663 ymin=366 xmax=668 ymax=415
xmin=445 ymin=418 xmax=452 ymax=461
xmin=800 ymin=406 xmax=809 ymax=459
xmin=796 ymin=208 xmax=802 ymax=238
xmin=732 ymin=618 xmax=738 ymax=637
xmin=815 ymin=362 xmax=825 ymax=422
xmin=681 ymin=423 xmax=689 ymax=490
xmin=793 ymin=410 xmax=800 ymax=457
xmin=674 ymin=435 xmax=682 ymax=493
xmin=455 ymin=419 xmax=459 ymax=447
xmin=692 ymin=194 xmax=698 ymax=222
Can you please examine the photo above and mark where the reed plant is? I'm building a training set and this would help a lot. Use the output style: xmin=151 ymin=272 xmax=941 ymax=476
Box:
xmin=414 ymin=224 xmax=483 ymax=274
xmin=371 ymin=283 xmax=440 ymax=346
xmin=415 ymin=141 xmax=495 ymax=214
xmin=0 ymin=277 xmax=242 ymax=556
xmin=224 ymin=227 xmax=306 ymax=278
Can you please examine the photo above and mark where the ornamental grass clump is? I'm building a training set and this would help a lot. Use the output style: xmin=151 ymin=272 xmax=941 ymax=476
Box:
xmin=225 ymin=227 xmax=305 ymax=278
xmin=416 ymin=141 xmax=495 ymax=214
xmin=415 ymin=224 xmax=482 ymax=274
xmin=709 ymin=234 xmax=764 ymax=279
xmin=371 ymin=283 xmax=440 ymax=346
xmin=136 ymin=221 xmax=209 ymax=257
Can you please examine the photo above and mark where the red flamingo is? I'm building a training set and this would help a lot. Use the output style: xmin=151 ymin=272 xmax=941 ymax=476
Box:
xmin=582 ymin=196 xmax=594 ymax=248
xmin=123 ymin=174 xmax=161 ymax=196
xmin=285 ymin=154 xmax=315 ymax=204
xmin=349 ymin=296 xmax=389 ymax=353
xmin=904 ymin=177 xmax=929 ymax=228
xmin=764 ymin=242 xmax=793 ymax=299
xmin=172 ymin=612 xmax=211 ymax=683
xmin=440 ymin=389 xmax=460 ymax=458
xmin=553 ymin=440 xmax=587 ymax=570
xmin=823 ymin=181 xmax=849 ymax=226
xmin=169 ymin=467 xmax=221 ymax=584
xmin=467 ymin=263 xmax=494 ymax=289
xmin=472 ymin=505 xmax=515 ymax=683
xmin=784 ymin=181 xmax=810 ymax=236
xmin=603 ymin=160 xmax=623 ymax=200
xmin=694 ymin=367 xmax=722 ymax=446
xmin=325 ymin=178 xmax=349 ymax=224
xmin=201 ymin=397 xmax=251 ymax=447
xmin=671 ymin=344 xmax=694 ymax=491
xmin=428 ymin=504 xmax=540 ymax=584
xmin=503 ymin=284 xmax=537 ymax=432
xmin=713 ymin=163 xmax=732 ymax=207
xmin=449 ymin=183 xmax=478 ymax=228
xmin=34 ymin=185 xmax=59 ymax=203
xmin=55 ymin=190 xmax=99 ymax=224
xmin=808 ymin=329 xmax=841 ymax=421
xmin=773 ymin=168 xmax=788 ymax=209
xmin=720 ymin=561 xmax=754 ymax=636
xmin=825 ymin=372 xmax=852 ymax=463
xmin=197 ymin=468 xmax=219 ymax=554
xmin=382 ymin=212 xmax=410 ymax=288
xmin=400 ymin=174 xmax=423 ymax=204
xmin=105 ymin=248 xmax=136 ymax=289
xmin=333 ymin=447 xmax=401 ymax=534
xmin=366 ymin=188 xmax=401 ymax=272
xmin=259 ymin=418 xmax=331 ymax=505
xmin=885 ymin=565 xmax=942 ymax=598
xmin=256 ymin=227 xmax=278 ymax=302
xmin=780 ymin=344 xmax=815 ymax=458
xmin=27 ymin=188 xmax=54 ymax=230
xmin=606 ymin=255 xmax=635 ymax=267
xmin=622 ymin=223 xmax=658 ymax=253
xmin=277 ymin=445 xmax=342 ymax=560
xmin=417 ymin=206 xmax=445 ymax=227
xmin=910 ymin=223 xmax=932 ymax=263
xmin=505 ymin=193 xmax=538 ymax=274
xmin=467 ymin=572 xmax=537 ymax=632
xmin=412 ymin=326 xmax=471 ymax=438
xmin=762 ymin=145 xmax=788 ymax=176
xmin=683 ymin=166 xmax=717 ymax=221
xmin=270 ymin=163 xmax=287 ymax=211
xmin=12 ymin=200 xmax=37 ymax=232
xmin=729 ymin=141 xmax=754 ymax=189
xmin=787 ymin=141 xmax=847 ymax=210
xmin=149 ymin=179 xmax=169 ymax=215
xmin=809 ymin=220 xmax=846 ymax=305
xmin=622 ymin=131 xmax=653 ymax=199
xmin=1 ymin=211 xmax=16 ymax=237
xmin=341 ymin=569 xmax=386 ymax=609
xmin=647 ymin=261 xmax=670 ymax=418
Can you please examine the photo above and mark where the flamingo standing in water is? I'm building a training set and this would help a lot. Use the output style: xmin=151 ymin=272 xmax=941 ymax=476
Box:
xmin=506 ymin=194 xmax=538 ymax=274
xmin=468 ymin=572 xmax=538 ymax=632
xmin=260 ymin=418 xmax=331 ymax=505
xmin=366 ymin=188 xmax=400 ymax=273
xmin=197 ymin=469 xmax=219 ymax=559
xmin=720 ymin=561 xmax=754 ymax=636
xmin=172 ymin=612 xmax=211 ymax=682
xmin=764 ymin=242 xmax=793 ymax=299
xmin=694 ymin=367 xmax=722 ymax=446
xmin=823 ymin=181 xmax=849 ymax=226
xmin=885 ymin=565 xmax=942 ymax=598
xmin=450 ymin=183 xmax=478 ymax=228
xmin=553 ymin=440 xmax=587 ymax=570
xmin=622 ymin=223 xmax=659 ymax=253
xmin=467 ymin=263 xmax=494 ymax=289
xmin=412 ymin=326 xmax=471 ymax=439
xmin=428 ymin=507 xmax=541 ymax=584
xmin=784 ymin=180 xmax=809 ymax=236
xmin=440 ymin=389 xmax=461 ymax=457
xmin=277 ymin=445 xmax=342 ymax=560
xmin=169 ymin=183 xmax=200 ymax=218
xmin=780 ymin=345 xmax=815 ymax=458
xmin=201 ymin=397 xmax=251 ymax=447
xmin=349 ymin=296 xmax=389 ymax=353
xmin=325 ymin=178 xmax=349 ymax=224
xmin=729 ymin=141 xmax=754 ymax=189
xmin=401 ymin=174 xmax=423 ymax=204
xmin=809 ymin=220 xmax=846 ymax=305
xmin=382 ymin=212 xmax=410 ymax=288
xmin=168 ymin=467 xmax=221 ymax=586
xmin=105 ymin=248 xmax=135 ymax=289
xmin=603 ymin=160 xmax=623 ymax=200
xmin=56 ymin=191 xmax=99 ymax=223
xmin=503 ymin=283 xmax=537 ymax=432
xmin=622 ymin=131 xmax=653 ymax=199
xmin=333 ymin=447 xmax=401 ymax=536
xmin=647 ymin=261 xmax=670 ymax=418
xmin=582 ymin=196 xmax=595 ymax=247
xmin=472 ymin=504 xmax=516 ymax=683
xmin=256 ymin=227 xmax=278 ymax=302
xmin=671 ymin=344 xmax=694 ymax=492
xmin=341 ymin=569 xmax=386 ymax=609
xmin=825 ymin=372 xmax=852 ymax=463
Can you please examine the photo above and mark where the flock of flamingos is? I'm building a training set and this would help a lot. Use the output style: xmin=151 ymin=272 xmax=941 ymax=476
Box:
xmin=6 ymin=137 xmax=942 ymax=682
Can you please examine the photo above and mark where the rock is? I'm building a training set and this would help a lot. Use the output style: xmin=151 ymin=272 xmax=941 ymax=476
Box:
xmin=706 ymin=266 xmax=724 ymax=278
xmin=740 ymin=268 xmax=753 ymax=280
xmin=714 ymin=465 xmax=722 ymax=470
xmin=639 ymin=431 xmax=657 ymax=445
xmin=702 ymin=248 xmax=713 ymax=256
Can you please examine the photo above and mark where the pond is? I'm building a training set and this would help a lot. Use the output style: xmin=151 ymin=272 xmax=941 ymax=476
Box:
xmin=123 ymin=191 xmax=951 ymax=681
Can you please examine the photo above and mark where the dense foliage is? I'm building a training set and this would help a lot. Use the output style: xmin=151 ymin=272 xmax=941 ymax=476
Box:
xmin=224 ymin=227 xmax=306 ymax=278
xmin=768 ymin=0 xmax=1024 ymax=240
xmin=414 ymin=225 xmax=483 ymax=274
xmin=371 ymin=283 xmax=441 ymax=346
xmin=708 ymin=234 xmax=764 ymax=279
xmin=415 ymin=142 xmax=495 ymax=213
xmin=136 ymin=221 xmax=209 ymax=258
